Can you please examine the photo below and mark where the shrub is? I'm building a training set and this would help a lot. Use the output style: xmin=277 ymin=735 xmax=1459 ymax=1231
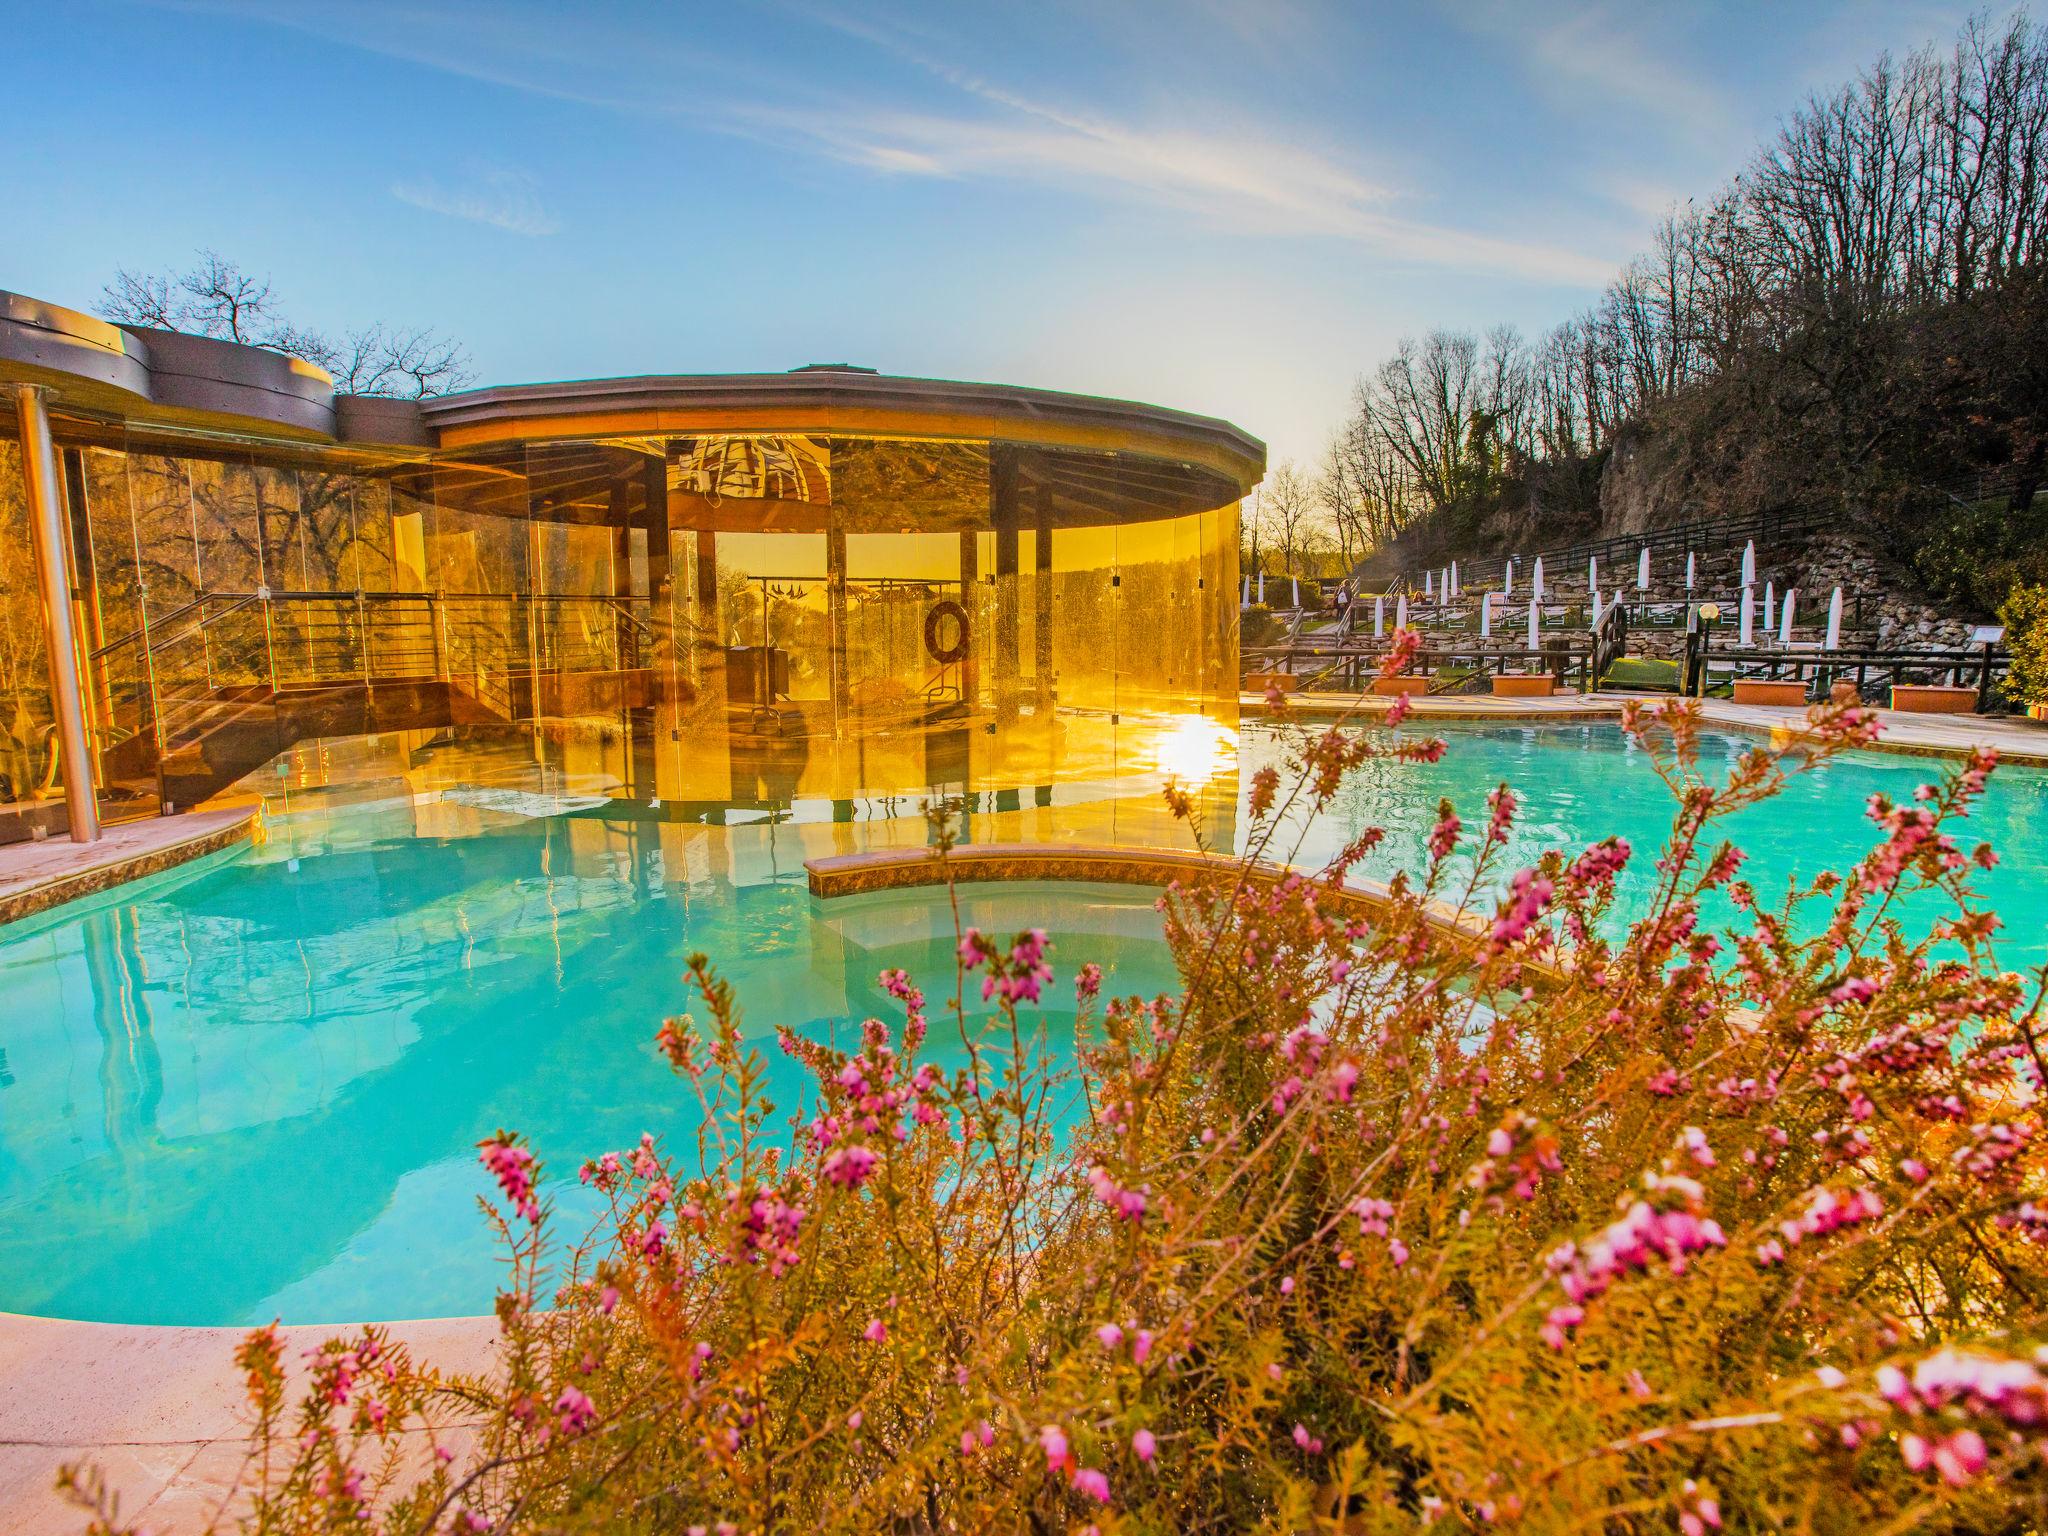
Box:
xmin=1910 ymin=497 xmax=2048 ymax=617
xmin=62 ymin=678 xmax=2048 ymax=1535
xmin=1241 ymin=602 xmax=1279 ymax=647
xmin=2001 ymin=584 xmax=2048 ymax=710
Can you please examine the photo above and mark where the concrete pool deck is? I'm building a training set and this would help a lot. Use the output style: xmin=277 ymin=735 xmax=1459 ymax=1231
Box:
xmin=1240 ymin=689 xmax=2048 ymax=766
xmin=0 ymin=1311 xmax=498 ymax=1534
xmin=0 ymin=807 xmax=260 ymax=928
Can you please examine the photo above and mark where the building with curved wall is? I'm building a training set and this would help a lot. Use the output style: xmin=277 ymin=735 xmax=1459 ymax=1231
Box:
xmin=0 ymin=290 xmax=1261 ymax=853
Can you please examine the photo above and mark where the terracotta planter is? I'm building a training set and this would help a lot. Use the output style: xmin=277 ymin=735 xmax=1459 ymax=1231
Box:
xmin=1491 ymin=674 xmax=1556 ymax=698
xmin=1889 ymin=684 xmax=1979 ymax=714
xmin=1830 ymin=679 xmax=1860 ymax=705
xmin=1244 ymin=671 xmax=1298 ymax=694
xmin=1732 ymin=679 xmax=1809 ymax=706
xmin=1369 ymin=675 xmax=1418 ymax=696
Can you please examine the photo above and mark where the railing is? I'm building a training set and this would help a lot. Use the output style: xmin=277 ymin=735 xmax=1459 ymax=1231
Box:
xmin=1243 ymin=639 xmax=1596 ymax=695
xmin=86 ymin=589 xmax=660 ymax=778
xmin=1417 ymin=504 xmax=1839 ymax=593
xmin=1696 ymin=641 xmax=2013 ymax=709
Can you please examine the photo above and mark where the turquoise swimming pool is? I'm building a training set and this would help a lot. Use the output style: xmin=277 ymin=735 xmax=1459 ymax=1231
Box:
xmin=0 ymin=720 xmax=2041 ymax=1325
xmin=1240 ymin=721 xmax=2048 ymax=963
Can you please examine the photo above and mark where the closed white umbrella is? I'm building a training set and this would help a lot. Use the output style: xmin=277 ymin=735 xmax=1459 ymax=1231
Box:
xmin=1589 ymin=588 xmax=1603 ymax=629
xmin=1779 ymin=588 xmax=1796 ymax=645
xmin=1739 ymin=586 xmax=1754 ymax=647
xmin=1686 ymin=550 xmax=1696 ymax=590
xmin=1396 ymin=592 xmax=1409 ymax=630
xmin=1741 ymin=540 xmax=1756 ymax=588
xmin=1763 ymin=581 xmax=1776 ymax=632
xmin=1374 ymin=593 xmax=1385 ymax=637
xmin=1450 ymin=560 xmax=1460 ymax=596
xmin=1589 ymin=555 xmax=1598 ymax=590
xmin=1504 ymin=558 xmax=1515 ymax=598
xmin=1825 ymin=587 xmax=1843 ymax=650
xmin=1424 ymin=569 xmax=1434 ymax=599
xmin=1291 ymin=577 xmax=1300 ymax=610
xmin=1533 ymin=556 xmax=1545 ymax=602
xmin=1526 ymin=595 xmax=1540 ymax=653
xmin=1257 ymin=571 xmax=1265 ymax=603
xmin=1241 ymin=575 xmax=1250 ymax=604
xmin=1480 ymin=591 xmax=1493 ymax=637
xmin=1637 ymin=546 xmax=1650 ymax=589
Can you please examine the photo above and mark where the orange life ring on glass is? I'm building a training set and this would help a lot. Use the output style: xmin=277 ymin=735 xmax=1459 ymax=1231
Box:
xmin=925 ymin=599 xmax=970 ymax=664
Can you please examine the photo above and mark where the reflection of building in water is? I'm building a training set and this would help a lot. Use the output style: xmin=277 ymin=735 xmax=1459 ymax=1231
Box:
xmin=0 ymin=292 xmax=1262 ymax=850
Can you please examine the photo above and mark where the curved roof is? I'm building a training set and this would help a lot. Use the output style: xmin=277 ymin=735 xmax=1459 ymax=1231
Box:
xmin=0 ymin=289 xmax=1265 ymax=492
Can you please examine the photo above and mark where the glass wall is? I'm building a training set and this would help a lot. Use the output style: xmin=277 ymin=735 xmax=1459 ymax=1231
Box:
xmin=0 ymin=439 xmax=61 ymax=841
xmin=10 ymin=421 xmax=1244 ymax=855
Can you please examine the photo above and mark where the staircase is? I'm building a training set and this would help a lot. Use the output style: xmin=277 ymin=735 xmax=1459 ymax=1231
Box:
xmin=88 ymin=590 xmax=655 ymax=813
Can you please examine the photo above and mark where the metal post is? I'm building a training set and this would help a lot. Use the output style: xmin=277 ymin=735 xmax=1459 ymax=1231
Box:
xmin=10 ymin=385 xmax=100 ymax=841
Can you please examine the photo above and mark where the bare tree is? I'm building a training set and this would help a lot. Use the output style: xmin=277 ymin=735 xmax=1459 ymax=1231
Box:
xmin=1260 ymin=462 xmax=1318 ymax=577
xmin=99 ymin=251 xmax=473 ymax=398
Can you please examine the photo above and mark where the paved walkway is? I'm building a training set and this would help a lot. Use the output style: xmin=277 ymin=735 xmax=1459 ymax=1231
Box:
xmin=0 ymin=808 xmax=258 ymax=927
xmin=0 ymin=1311 xmax=497 ymax=1534
xmin=1240 ymin=690 xmax=2048 ymax=765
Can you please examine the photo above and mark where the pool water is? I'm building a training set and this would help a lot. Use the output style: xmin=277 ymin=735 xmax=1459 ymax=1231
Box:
xmin=0 ymin=807 xmax=1176 ymax=1325
xmin=1238 ymin=721 xmax=2048 ymax=966
xmin=0 ymin=720 xmax=2042 ymax=1325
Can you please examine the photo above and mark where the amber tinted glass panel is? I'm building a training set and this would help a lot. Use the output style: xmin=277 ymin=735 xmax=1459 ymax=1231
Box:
xmin=49 ymin=431 xmax=1244 ymax=851
xmin=0 ymin=439 xmax=57 ymax=833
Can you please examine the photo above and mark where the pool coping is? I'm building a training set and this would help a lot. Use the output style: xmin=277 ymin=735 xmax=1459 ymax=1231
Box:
xmin=804 ymin=840 xmax=1556 ymax=983
xmin=0 ymin=808 xmax=261 ymax=929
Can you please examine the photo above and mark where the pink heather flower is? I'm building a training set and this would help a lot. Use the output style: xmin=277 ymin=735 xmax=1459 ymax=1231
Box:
xmin=822 ymin=1144 xmax=878 ymax=1189
xmin=599 ymin=1285 xmax=619 ymax=1315
xmin=1039 ymin=1423 xmax=1071 ymax=1472
xmin=1132 ymin=1429 xmax=1157 ymax=1463
xmin=478 ymin=1136 xmax=541 ymax=1224
xmin=1071 ymin=1467 xmax=1111 ymax=1503
xmin=555 ymin=1386 xmax=596 ymax=1437
xmin=1076 ymin=962 xmax=1103 ymax=1002
xmin=1132 ymin=1329 xmax=1155 ymax=1365
xmin=1486 ymin=784 xmax=1517 ymax=842
xmin=1095 ymin=1323 xmax=1124 ymax=1350
xmin=1487 ymin=1128 xmax=1513 ymax=1158
xmin=1488 ymin=868 xmax=1555 ymax=952
xmin=1279 ymin=1276 xmax=1295 ymax=1295
xmin=1388 ymin=1238 xmax=1410 ymax=1267
xmin=1291 ymin=1423 xmax=1324 ymax=1455
xmin=1899 ymin=1157 xmax=1930 ymax=1184
xmin=1428 ymin=804 xmax=1461 ymax=862
xmin=847 ymin=1411 xmax=863 ymax=1431
xmin=861 ymin=1317 xmax=888 ymax=1344
xmin=958 ymin=927 xmax=989 ymax=969
xmin=1931 ymin=1428 xmax=1988 ymax=1486
xmin=1326 ymin=1060 xmax=1359 ymax=1103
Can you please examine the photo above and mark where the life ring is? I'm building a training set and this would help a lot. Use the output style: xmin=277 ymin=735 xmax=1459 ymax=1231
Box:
xmin=924 ymin=599 xmax=970 ymax=664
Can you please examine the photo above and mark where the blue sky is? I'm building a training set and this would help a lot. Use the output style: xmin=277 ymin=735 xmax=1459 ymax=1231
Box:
xmin=1 ymin=0 xmax=1990 ymax=464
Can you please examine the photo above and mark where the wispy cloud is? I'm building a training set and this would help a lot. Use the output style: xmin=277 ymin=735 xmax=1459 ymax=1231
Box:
xmin=1442 ymin=1 xmax=1738 ymax=147
xmin=739 ymin=8 xmax=1617 ymax=286
xmin=160 ymin=0 xmax=1615 ymax=286
xmin=391 ymin=168 xmax=559 ymax=236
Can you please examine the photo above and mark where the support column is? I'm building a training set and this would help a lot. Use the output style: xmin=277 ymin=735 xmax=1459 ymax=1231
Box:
xmin=992 ymin=448 xmax=1020 ymax=723
xmin=1034 ymin=479 xmax=1054 ymax=710
xmin=826 ymin=521 xmax=849 ymax=731
xmin=11 ymin=385 xmax=100 ymax=842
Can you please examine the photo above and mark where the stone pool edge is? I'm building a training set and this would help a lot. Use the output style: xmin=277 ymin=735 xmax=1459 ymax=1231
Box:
xmin=0 ymin=1309 xmax=498 ymax=1535
xmin=0 ymin=808 xmax=260 ymax=929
